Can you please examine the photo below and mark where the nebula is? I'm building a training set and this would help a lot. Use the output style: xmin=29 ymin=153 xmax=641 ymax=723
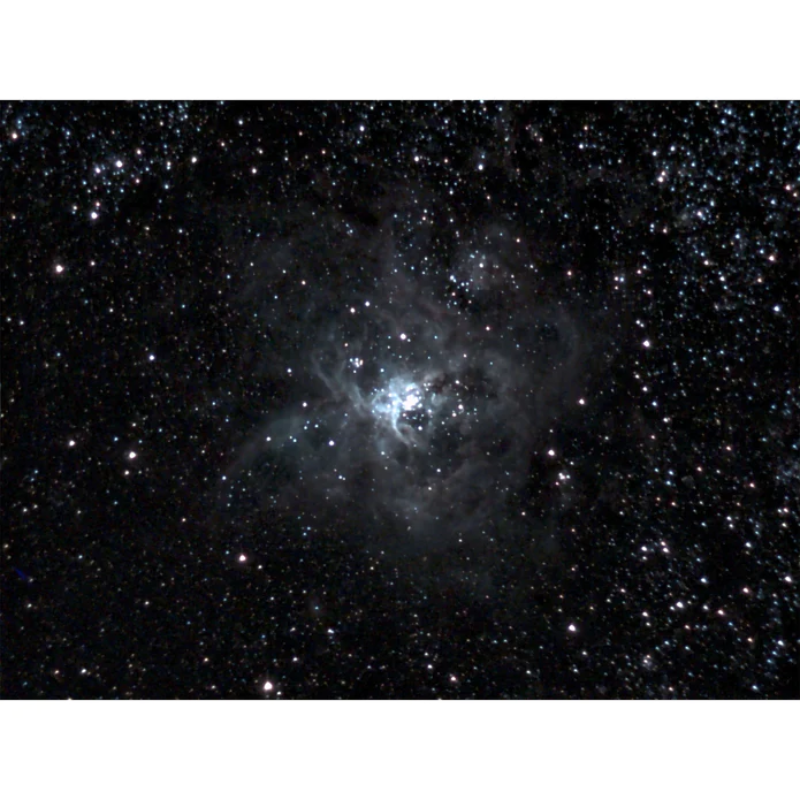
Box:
xmin=219 ymin=189 xmax=600 ymax=587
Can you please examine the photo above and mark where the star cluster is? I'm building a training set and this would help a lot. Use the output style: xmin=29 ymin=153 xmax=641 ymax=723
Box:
xmin=1 ymin=101 xmax=797 ymax=698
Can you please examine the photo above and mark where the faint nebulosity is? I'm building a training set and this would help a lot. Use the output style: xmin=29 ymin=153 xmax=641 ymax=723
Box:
xmin=1 ymin=102 xmax=797 ymax=698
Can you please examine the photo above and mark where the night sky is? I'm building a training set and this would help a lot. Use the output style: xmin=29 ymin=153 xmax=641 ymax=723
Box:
xmin=2 ymin=101 xmax=798 ymax=699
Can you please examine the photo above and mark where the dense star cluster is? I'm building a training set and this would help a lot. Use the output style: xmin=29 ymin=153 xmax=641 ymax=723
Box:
xmin=1 ymin=101 xmax=798 ymax=698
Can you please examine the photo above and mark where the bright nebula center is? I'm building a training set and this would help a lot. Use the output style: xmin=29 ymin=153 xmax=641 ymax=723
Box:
xmin=368 ymin=377 xmax=429 ymax=440
xmin=402 ymin=387 xmax=421 ymax=411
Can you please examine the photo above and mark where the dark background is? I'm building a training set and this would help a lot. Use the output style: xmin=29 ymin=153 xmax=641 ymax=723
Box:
xmin=1 ymin=101 xmax=797 ymax=698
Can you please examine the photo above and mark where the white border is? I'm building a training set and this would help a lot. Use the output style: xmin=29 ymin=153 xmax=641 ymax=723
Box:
xmin=2 ymin=2 xmax=798 ymax=99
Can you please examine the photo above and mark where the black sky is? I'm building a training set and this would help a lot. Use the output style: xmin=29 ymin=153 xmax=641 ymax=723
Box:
xmin=1 ymin=101 xmax=797 ymax=699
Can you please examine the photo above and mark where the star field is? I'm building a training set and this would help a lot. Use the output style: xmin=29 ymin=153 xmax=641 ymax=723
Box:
xmin=1 ymin=101 xmax=797 ymax=699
